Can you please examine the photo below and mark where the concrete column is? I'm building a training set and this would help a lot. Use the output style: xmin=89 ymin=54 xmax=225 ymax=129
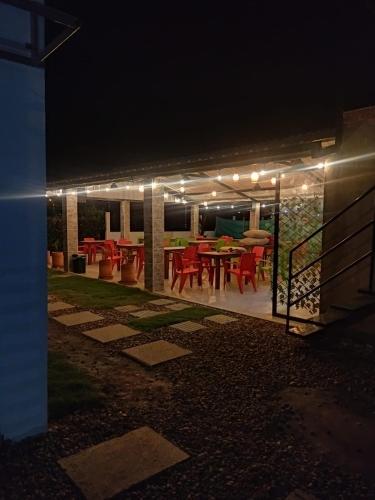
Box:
xmin=105 ymin=211 xmax=111 ymax=240
xmin=120 ymin=200 xmax=131 ymax=238
xmin=191 ymin=204 xmax=200 ymax=237
xmin=249 ymin=202 xmax=260 ymax=229
xmin=144 ymin=179 xmax=164 ymax=292
xmin=62 ymin=192 xmax=78 ymax=272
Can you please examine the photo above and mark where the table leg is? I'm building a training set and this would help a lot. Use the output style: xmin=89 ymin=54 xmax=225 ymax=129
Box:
xmin=88 ymin=246 xmax=93 ymax=265
xmin=215 ymin=257 xmax=220 ymax=290
xmin=164 ymin=251 xmax=169 ymax=279
xmin=198 ymin=256 xmax=203 ymax=286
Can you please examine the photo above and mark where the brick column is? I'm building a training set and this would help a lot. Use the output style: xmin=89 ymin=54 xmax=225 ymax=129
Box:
xmin=144 ymin=180 xmax=164 ymax=291
xmin=62 ymin=192 xmax=78 ymax=272
xmin=120 ymin=200 xmax=131 ymax=238
xmin=191 ymin=204 xmax=200 ymax=237
xmin=105 ymin=211 xmax=111 ymax=240
xmin=249 ymin=202 xmax=260 ymax=229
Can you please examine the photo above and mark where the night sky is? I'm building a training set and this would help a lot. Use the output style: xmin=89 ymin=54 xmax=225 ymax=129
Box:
xmin=46 ymin=1 xmax=375 ymax=181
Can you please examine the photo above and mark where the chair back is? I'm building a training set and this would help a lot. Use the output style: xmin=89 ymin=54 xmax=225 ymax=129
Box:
xmin=252 ymin=246 xmax=265 ymax=263
xmin=172 ymin=252 xmax=184 ymax=272
xmin=103 ymin=240 xmax=116 ymax=257
xmin=118 ymin=238 xmax=132 ymax=245
xmin=183 ymin=246 xmax=198 ymax=260
xmin=239 ymin=252 xmax=256 ymax=273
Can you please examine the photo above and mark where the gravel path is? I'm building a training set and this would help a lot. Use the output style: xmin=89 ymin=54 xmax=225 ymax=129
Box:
xmin=1 ymin=298 xmax=375 ymax=499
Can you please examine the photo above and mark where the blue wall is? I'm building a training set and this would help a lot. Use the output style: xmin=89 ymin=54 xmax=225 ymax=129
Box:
xmin=0 ymin=6 xmax=47 ymax=440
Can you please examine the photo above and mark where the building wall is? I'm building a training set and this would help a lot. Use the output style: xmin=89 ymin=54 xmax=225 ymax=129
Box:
xmin=320 ymin=107 xmax=375 ymax=310
xmin=0 ymin=7 xmax=47 ymax=439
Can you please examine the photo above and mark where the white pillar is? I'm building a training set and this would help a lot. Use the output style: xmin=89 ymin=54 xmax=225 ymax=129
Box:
xmin=120 ymin=200 xmax=130 ymax=238
xmin=249 ymin=202 xmax=260 ymax=229
xmin=144 ymin=179 xmax=164 ymax=291
xmin=190 ymin=204 xmax=200 ymax=237
xmin=105 ymin=211 xmax=111 ymax=240
xmin=62 ymin=192 xmax=78 ymax=272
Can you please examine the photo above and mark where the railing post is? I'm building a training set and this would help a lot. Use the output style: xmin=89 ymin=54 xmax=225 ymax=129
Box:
xmin=272 ymin=173 xmax=281 ymax=316
xmin=285 ymin=249 xmax=294 ymax=334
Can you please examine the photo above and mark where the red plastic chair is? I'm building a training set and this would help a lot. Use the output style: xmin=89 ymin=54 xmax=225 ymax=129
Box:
xmin=103 ymin=240 xmax=124 ymax=270
xmin=118 ymin=238 xmax=133 ymax=245
xmin=171 ymin=252 xmax=200 ymax=293
xmin=224 ymin=252 xmax=257 ymax=293
xmin=252 ymin=246 xmax=265 ymax=280
xmin=197 ymin=243 xmax=214 ymax=284
xmin=78 ymin=237 xmax=98 ymax=262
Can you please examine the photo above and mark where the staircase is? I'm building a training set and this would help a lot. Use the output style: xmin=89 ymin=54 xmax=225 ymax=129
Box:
xmin=285 ymin=185 xmax=375 ymax=336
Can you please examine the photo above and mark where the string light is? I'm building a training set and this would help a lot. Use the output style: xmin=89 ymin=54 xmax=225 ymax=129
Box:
xmin=57 ymin=189 xmax=62 ymax=197
xmin=151 ymin=180 xmax=158 ymax=189
xmin=180 ymin=186 xmax=185 ymax=193
xmin=205 ymin=206 xmax=208 ymax=210
xmin=203 ymin=201 xmax=208 ymax=206
xmin=250 ymin=172 xmax=259 ymax=182
xmin=217 ymin=174 xmax=222 ymax=181
xmin=317 ymin=162 xmax=324 ymax=169
xmin=301 ymin=184 xmax=308 ymax=191
xmin=126 ymin=185 xmax=130 ymax=190
xmin=212 ymin=190 xmax=217 ymax=197
xmin=217 ymin=205 xmax=220 ymax=210
xmin=163 ymin=192 xmax=169 ymax=200
xmin=261 ymin=203 xmax=266 ymax=208
xmin=231 ymin=205 xmax=234 ymax=209
xmin=85 ymin=187 xmax=91 ymax=194
xmin=182 ymin=199 xmax=187 ymax=204
xmin=260 ymin=170 xmax=266 ymax=176
xmin=271 ymin=177 xmax=276 ymax=185
xmin=139 ymin=185 xmax=144 ymax=192
xmin=232 ymin=173 xmax=239 ymax=181
xmin=180 ymin=179 xmax=185 ymax=185
xmin=105 ymin=187 xmax=110 ymax=192
xmin=175 ymin=197 xmax=181 ymax=203
xmin=281 ymin=173 xmax=286 ymax=179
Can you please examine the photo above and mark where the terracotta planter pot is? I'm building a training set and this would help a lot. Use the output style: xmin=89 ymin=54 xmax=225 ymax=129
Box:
xmin=47 ymin=251 xmax=52 ymax=268
xmin=119 ymin=261 xmax=137 ymax=285
xmin=98 ymin=259 xmax=113 ymax=280
xmin=51 ymin=251 xmax=64 ymax=269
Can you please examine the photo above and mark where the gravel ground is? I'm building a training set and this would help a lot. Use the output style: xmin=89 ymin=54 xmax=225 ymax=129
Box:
xmin=1 ymin=298 xmax=375 ymax=499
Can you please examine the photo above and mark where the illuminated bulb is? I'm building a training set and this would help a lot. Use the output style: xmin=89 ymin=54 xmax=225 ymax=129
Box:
xmin=163 ymin=192 xmax=169 ymax=200
xmin=180 ymin=186 xmax=185 ymax=193
xmin=175 ymin=197 xmax=181 ymax=203
xmin=203 ymin=201 xmax=208 ymax=207
xmin=71 ymin=190 xmax=77 ymax=196
xmin=260 ymin=170 xmax=266 ymax=176
xmin=105 ymin=187 xmax=110 ymax=192
xmin=231 ymin=205 xmax=234 ymax=209
xmin=217 ymin=205 xmax=220 ymax=210
xmin=205 ymin=206 xmax=208 ymax=210
xmin=182 ymin=199 xmax=187 ymax=204
xmin=85 ymin=187 xmax=91 ymax=194
xmin=232 ymin=173 xmax=239 ymax=181
xmin=301 ymin=184 xmax=308 ymax=191
xmin=217 ymin=174 xmax=222 ymax=181
xmin=44 ymin=193 xmax=48 ymax=198
xmin=250 ymin=171 xmax=259 ymax=182
xmin=139 ymin=185 xmax=144 ymax=192
xmin=271 ymin=177 xmax=276 ymax=185
xmin=281 ymin=173 xmax=286 ymax=179
xmin=152 ymin=180 xmax=158 ymax=189
xmin=57 ymin=189 xmax=62 ymax=197
xmin=212 ymin=190 xmax=217 ymax=197
xmin=262 ymin=203 xmax=266 ymax=208
xmin=180 ymin=179 xmax=185 ymax=185
xmin=317 ymin=162 xmax=324 ymax=169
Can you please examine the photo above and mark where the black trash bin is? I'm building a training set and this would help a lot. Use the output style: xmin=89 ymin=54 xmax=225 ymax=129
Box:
xmin=71 ymin=254 xmax=86 ymax=273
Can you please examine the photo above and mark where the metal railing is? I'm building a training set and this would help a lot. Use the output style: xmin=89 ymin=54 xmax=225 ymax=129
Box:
xmin=285 ymin=184 xmax=375 ymax=333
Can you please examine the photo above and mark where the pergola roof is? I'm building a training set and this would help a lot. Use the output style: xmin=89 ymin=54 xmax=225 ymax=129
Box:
xmin=48 ymin=128 xmax=336 ymax=192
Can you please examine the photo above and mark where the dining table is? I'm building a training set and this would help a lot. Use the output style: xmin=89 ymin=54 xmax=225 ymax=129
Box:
xmin=197 ymin=250 xmax=243 ymax=290
xmin=79 ymin=240 xmax=105 ymax=265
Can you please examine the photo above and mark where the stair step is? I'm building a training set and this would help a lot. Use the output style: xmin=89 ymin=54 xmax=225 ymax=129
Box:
xmin=309 ymin=308 xmax=349 ymax=326
xmin=331 ymin=294 xmax=375 ymax=312
xmin=288 ymin=324 xmax=324 ymax=337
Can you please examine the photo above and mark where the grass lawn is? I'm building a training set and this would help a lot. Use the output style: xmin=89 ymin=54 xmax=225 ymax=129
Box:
xmin=48 ymin=351 xmax=104 ymax=419
xmin=48 ymin=270 xmax=154 ymax=308
xmin=129 ymin=306 xmax=217 ymax=331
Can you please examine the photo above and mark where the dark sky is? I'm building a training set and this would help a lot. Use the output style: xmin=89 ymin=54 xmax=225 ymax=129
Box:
xmin=46 ymin=1 xmax=375 ymax=181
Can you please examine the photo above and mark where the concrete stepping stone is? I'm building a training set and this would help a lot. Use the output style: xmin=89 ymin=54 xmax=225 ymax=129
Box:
xmin=205 ymin=314 xmax=237 ymax=324
xmin=123 ymin=340 xmax=191 ymax=367
xmin=58 ymin=426 xmax=189 ymax=500
xmin=148 ymin=298 xmax=176 ymax=306
xmin=82 ymin=324 xmax=140 ymax=343
xmin=114 ymin=304 xmax=142 ymax=313
xmin=130 ymin=310 xmax=166 ymax=319
xmin=48 ymin=301 xmax=75 ymax=313
xmin=54 ymin=311 xmax=103 ymax=327
xmin=170 ymin=321 xmax=205 ymax=333
xmin=165 ymin=303 xmax=192 ymax=311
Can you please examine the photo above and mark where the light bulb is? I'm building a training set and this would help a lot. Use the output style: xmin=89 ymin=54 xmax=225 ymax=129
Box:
xmin=232 ymin=173 xmax=239 ymax=181
xmin=152 ymin=180 xmax=158 ymax=189
xmin=164 ymin=192 xmax=169 ymax=200
xmin=250 ymin=172 xmax=259 ymax=182
xmin=175 ymin=197 xmax=181 ymax=203
xmin=217 ymin=205 xmax=220 ymax=210
xmin=271 ymin=177 xmax=276 ymax=185
xmin=182 ymin=199 xmax=187 ymax=204
xmin=180 ymin=179 xmax=185 ymax=185
xmin=139 ymin=185 xmax=144 ymax=192
xmin=231 ymin=205 xmax=234 ymax=209
xmin=301 ymin=184 xmax=308 ymax=191
xmin=317 ymin=162 xmax=324 ymax=169
xmin=105 ymin=187 xmax=110 ymax=192
xmin=217 ymin=174 xmax=222 ymax=181
xmin=260 ymin=170 xmax=266 ymax=176
xmin=203 ymin=201 xmax=208 ymax=207
xmin=281 ymin=173 xmax=286 ymax=179
xmin=262 ymin=203 xmax=266 ymax=208
xmin=205 ymin=206 xmax=208 ymax=210
xmin=126 ymin=185 xmax=130 ymax=190
xmin=212 ymin=191 xmax=217 ymax=197
xmin=180 ymin=186 xmax=185 ymax=193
